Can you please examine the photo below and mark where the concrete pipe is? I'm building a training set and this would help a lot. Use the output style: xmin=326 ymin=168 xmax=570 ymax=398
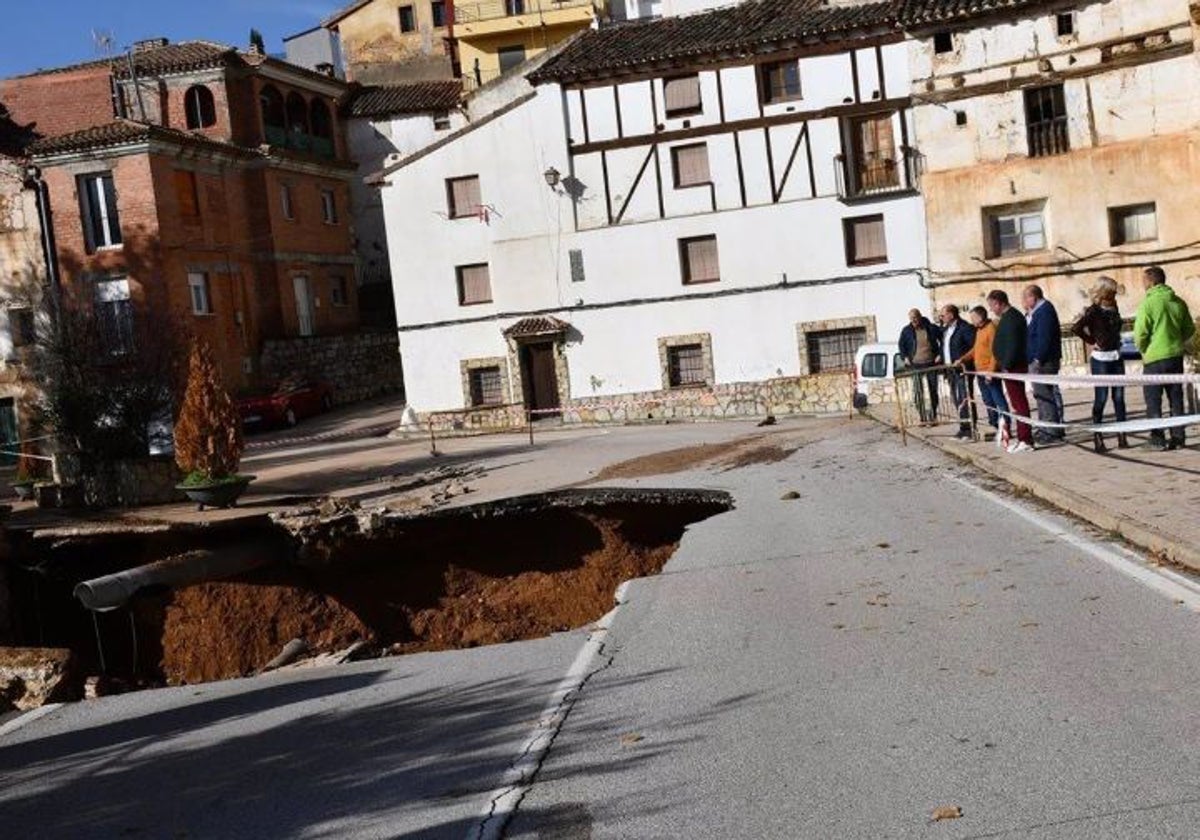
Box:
xmin=73 ymin=543 xmax=278 ymax=612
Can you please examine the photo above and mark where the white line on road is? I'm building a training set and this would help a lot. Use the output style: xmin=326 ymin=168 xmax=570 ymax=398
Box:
xmin=0 ymin=703 xmax=61 ymax=740
xmin=468 ymin=581 xmax=631 ymax=840
xmin=952 ymin=476 xmax=1200 ymax=612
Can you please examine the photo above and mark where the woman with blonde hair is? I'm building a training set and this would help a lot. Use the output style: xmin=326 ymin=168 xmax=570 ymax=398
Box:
xmin=1072 ymin=276 xmax=1127 ymax=452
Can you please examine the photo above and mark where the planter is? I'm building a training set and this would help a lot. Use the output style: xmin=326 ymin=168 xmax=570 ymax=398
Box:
xmin=176 ymin=476 xmax=256 ymax=511
xmin=11 ymin=481 xmax=35 ymax=502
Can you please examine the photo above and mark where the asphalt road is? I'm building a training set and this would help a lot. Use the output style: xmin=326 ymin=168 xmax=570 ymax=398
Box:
xmin=4 ymin=421 xmax=1200 ymax=839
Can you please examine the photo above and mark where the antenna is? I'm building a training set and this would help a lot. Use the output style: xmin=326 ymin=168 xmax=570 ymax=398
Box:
xmin=92 ymin=29 xmax=116 ymax=59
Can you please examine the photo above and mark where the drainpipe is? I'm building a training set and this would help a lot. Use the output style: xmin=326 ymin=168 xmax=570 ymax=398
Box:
xmin=446 ymin=0 xmax=461 ymax=79
xmin=73 ymin=541 xmax=280 ymax=612
xmin=23 ymin=165 xmax=61 ymax=294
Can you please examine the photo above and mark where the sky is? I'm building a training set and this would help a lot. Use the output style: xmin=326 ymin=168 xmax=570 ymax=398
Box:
xmin=0 ymin=0 xmax=346 ymax=78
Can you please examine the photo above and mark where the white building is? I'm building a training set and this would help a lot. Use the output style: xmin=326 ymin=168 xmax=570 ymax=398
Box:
xmin=378 ymin=0 xmax=932 ymax=425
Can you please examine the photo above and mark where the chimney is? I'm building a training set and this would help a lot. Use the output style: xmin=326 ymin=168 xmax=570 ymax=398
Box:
xmin=133 ymin=37 xmax=169 ymax=53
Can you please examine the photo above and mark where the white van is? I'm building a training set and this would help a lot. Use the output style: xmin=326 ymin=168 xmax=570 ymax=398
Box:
xmin=853 ymin=342 xmax=904 ymax=410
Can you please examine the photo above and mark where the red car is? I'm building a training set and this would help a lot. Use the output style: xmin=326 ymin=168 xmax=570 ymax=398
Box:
xmin=237 ymin=379 xmax=334 ymax=429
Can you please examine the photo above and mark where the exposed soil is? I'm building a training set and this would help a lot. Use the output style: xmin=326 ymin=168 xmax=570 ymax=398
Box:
xmin=148 ymin=497 xmax=727 ymax=684
xmin=593 ymin=435 xmax=799 ymax=480
xmin=718 ymin=444 xmax=798 ymax=471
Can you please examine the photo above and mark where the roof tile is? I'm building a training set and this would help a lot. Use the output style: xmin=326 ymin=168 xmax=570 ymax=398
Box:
xmin=344 ymin=81 xmax=463 ymax=118
xmin=27 ymin=120 xmax=259 ymax=157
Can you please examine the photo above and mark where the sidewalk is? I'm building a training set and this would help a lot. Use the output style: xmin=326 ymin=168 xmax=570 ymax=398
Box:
xmin=883 ymin=410 xmax=1200 ymax=572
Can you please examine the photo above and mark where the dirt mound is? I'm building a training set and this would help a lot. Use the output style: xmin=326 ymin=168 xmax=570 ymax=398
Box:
xmin=718 ymin=444 xmax=797 ymax=470
xmin=594 ymin=437 xmax=764 ymax=480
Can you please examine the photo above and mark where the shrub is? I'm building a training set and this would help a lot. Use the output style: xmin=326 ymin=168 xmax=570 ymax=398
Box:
xmin=174 ymin=340 xmax=243 ymax=481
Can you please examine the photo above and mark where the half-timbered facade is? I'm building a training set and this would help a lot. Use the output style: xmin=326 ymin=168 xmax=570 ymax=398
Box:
xmin=379 ymin=0 xmax=931 ymax=423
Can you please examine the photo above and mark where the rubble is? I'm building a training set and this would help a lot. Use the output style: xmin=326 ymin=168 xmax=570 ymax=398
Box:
xmin=0 ymin=647 xmax=80 ymax=710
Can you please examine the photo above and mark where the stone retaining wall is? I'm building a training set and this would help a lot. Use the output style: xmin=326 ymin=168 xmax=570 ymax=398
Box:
xmin=80 ymin=457 xmax=184 ymax=509
xmin=261 ymin=330 xmax=404 ymax=405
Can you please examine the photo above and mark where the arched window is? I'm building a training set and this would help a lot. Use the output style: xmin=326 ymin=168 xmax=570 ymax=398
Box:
xmin=285 ymin=92 xmax=309 ymax=136
xmin=184 ymin=85 xmax=216 ymax=129
xmin=259 ymin=84 xmax=285 ymax=130
xmin=310 ymin=100 xmax=333 ymax=139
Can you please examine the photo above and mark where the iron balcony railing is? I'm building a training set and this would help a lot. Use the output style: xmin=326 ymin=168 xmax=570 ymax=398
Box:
xmin=835 ymin=145 xmax=922 ymax=201
xmin=454 ymin=0 xmax=594 ymax=24
xmin=1027 ymin=117 xmax=1069 ymax=158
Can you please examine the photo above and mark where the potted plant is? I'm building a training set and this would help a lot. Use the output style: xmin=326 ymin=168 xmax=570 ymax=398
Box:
xmin=173 ymin=340 xmax=254 ymax=510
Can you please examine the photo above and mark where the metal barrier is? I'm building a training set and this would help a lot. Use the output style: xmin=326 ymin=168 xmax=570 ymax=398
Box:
xmin=894 ymin=365 xmax=978 ymax=446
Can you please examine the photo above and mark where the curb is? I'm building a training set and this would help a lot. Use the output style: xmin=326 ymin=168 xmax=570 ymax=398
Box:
xmin=910 ymin=427 xmax=1200 ymax=575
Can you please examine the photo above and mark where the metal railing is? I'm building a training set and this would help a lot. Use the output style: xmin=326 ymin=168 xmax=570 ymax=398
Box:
xmin=835 ymin=145 xmax=922 ymax=201
xmin=1027 ymin=118 xmax=1069 ymax=158
xmin=893 ymin=364 xmax=978 ymax=446
xmin=454 ymin=0 xmax=593 ymax=23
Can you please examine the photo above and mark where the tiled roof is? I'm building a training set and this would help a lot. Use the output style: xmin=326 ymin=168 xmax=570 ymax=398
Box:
xmin=323 ymin=0 xmax=374 ymax=27
xmin=112 ymin=41 xmax=237 ymax=78
xmin=529 ymin=0 xmax=900 ymax=83
xmin=503 ymin=316 xmax=571 ymax=338
xmin=899 ymin=0 xmax=1048 ymax=26
xmin=344 ymin=82 xmax=462 ymax=118
xmin=27 ymin=120 xmax=259 ymax=158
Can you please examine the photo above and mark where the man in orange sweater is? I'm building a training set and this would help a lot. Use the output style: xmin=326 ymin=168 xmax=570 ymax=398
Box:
xmin=957 ymin=305 xmax=1010 ymax=446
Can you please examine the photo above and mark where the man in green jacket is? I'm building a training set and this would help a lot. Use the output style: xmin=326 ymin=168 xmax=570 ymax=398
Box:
xmin=1133 ymin=266 xmax=1196 ymax=450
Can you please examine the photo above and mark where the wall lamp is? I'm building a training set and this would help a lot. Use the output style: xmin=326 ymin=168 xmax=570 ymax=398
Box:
xmin=543 ymin=166 xmax=561 ymax=189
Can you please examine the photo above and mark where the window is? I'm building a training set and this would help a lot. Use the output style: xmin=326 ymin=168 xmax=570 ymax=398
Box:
xmin=77 ymin=172 xmax=122 ymax=253
xmin=844 ymin=215 xmax=887 ymax=266
xmin=433 ymin=111 xmax=451 ymax=131
xmin=330 ymin=276 xmax=349 ymax=307
xmin=184 ymin=85 xmax=216 ymax=129
xmin=986 ymin=203 xmax=1047 ymax=257
xmin=846 ymin=113 xmax=898 ymax=194
xmin=260 ymin=84 xmax=285 ymax=138
xmin=469 ymin=366 xmax=504 ymax=406
xmin=456 ymin=263 xmax=492 ymax=306
xmin=175 ymin=170 xmax=200 ymax=219
xmin=1055 ymin=12 xmax=1075 ymax=37
xmin=187 ymin=272 xmax=212 ymax=315
xmin=663 ymin=75 xmax=702 ymax=118
xmin=498 ymin=45 xmax=527 ymax=75
xmin=431 ymin=0 xmax=447 ymax=27
xmin=5 ymin=308 xmax=35 ymax=357
xmin=320 ymin=189 xmax=338 ymax=224
xmin=860 ymin=352 xmax=888 ymax=379
xmin=446 ymin=175 xmax=481 ymax=219
xmin=955 ymin=110 xmax=968 ymax=127
xmin=679 ymin=235 xmax=719 ymax=284
xmin=1109 ymin=203 xmax=1158 ymax=245
xmin=398 ymin=5 xmax=416 ymax=31
xmin=933 ymin=31 xmax=954 ymax=54
xmin=94 ymin=276 xmax=134 ymax=356
xmin=760 ymin=60 xmax=802 ymax=104
xmin=281 ymin=183 xmax=294 ymax=220
xmin=1024 ymin=84 xmax=1068 ymax=157
xmin=667 ymin=344 xmax=706 ymax=388
xmin=671 ymin=143 xmax=710 ymax=188
xmin=807 ymin=328 xmax=868 ymax=373
xmin=569 ymin=249 xmax=585 ymax=283
xmin=504 ymin=0 xmax=525 ymax=14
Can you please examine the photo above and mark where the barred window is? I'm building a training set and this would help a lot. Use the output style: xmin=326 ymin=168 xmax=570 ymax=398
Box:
xmin=806 ymin=328 xmax=867 ymax=373
xmin=679 ymin=235 xmax=719 ymax=284
xmin=667 ymin=344 xmax=706 ymax=387
xmin=663 ymin=75 xmax=701 ymax=117
xmin=469 ymin=366 xmax=503 ymax=406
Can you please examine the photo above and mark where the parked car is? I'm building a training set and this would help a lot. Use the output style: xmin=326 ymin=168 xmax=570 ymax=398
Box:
xmin=854 ymin=342 xmax=904 ymax=410
xmin=237 ymin=379 xmax=334 ymax=429
xmin=1120 ymin=330 xmax=1142 ymax=361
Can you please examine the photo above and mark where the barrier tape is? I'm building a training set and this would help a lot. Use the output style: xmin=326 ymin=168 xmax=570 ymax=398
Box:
xmin=972 ymin=370 xmax=1200 ymax=389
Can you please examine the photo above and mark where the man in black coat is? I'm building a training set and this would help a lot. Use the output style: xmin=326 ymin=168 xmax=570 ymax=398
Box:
xmin=987 ymin=289 xmax=1035 ymax=451
xmin=898 ymin=308 xmax=943 ymax=423
xmin=939 ymin=304 xmax=976 ymax=438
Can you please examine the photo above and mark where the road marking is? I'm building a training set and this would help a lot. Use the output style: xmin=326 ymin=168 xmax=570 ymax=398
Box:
xmin=468 ymin=581 xmax=631 ymax=840
xmin=0 ymin=703 xmax=61 ymax=740
xmin=952 ymin=476 xmax=1200 ymax=612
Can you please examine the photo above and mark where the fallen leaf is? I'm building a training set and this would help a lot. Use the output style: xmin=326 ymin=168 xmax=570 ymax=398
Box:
xmin=931 ymin=805 xmax=963 ymax=822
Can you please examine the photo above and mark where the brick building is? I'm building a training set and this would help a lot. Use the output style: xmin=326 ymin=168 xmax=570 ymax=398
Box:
xmin=4 ymin=39 xmax=361 ymax=392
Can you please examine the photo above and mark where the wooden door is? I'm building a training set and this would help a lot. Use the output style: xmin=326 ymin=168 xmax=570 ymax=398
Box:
xmin=852 ymin=114 xmax=898 ymax=192
xmin=522 ymin=343 xmax=560 ymax=416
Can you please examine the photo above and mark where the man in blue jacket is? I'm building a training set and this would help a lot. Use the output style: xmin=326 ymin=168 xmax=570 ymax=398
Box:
xmin=939 ymin=304 xmax=976 ymax=438
xmin=1023 ymin=285 xmax=1064 ymax=443
xmin=899 ymin=309 xmax=943 ymax=423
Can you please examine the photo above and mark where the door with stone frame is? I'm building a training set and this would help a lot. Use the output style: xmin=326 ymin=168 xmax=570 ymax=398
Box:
xmin=520 ymin=342 xmax=560 ymax=418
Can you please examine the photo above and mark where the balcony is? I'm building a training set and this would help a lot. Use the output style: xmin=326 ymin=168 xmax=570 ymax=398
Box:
xmin=263 ymin=124 xmax=337 ymax=160
xmin=835 ymin=146 xmax=922 ymax=202
xmin=1027 ymin=118 xmax=1069 ymax=158
xmin=455 ymin=0 xmax=595 ymax=27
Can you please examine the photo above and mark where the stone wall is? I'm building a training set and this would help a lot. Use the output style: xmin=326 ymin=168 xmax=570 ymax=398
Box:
xmin=260 ymin=330 xmax=404 ymax=405
xmin=421 ymin=371 xmax=856 ymax=431
xmin=79 ymin=457 xmax=184 ymax=509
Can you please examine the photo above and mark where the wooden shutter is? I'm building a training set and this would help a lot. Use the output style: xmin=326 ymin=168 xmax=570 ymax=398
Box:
xmin=682 ymin=237 xmax=719 ymax=283
xmin=664 ymin=76 xmax=701 ymax=115
xmin=458 ymin=264 xmax=492 ymax=305
xmin=673 ymin=144 xmax=710 ymax=187
xmin=449 ymin=176 xmax=481 ymax=218
xmin=848 ymin=216 xmax=887 ymax=264
xmin=854 ymin=114 xmax=897 ymax=190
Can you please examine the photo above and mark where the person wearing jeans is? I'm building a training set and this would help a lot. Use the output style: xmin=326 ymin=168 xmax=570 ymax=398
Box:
xmin=939 ymin=304 xmax=976 ymax=439
xmin=899 ymin=309 xmax=943 ymax=424
xmin=1023 ymin=285 xmax=1064 ymax=444
xmin=987 ymin=289 xmax=1035 ymax=452
xmin=1134 ymin=266 xmax=1196 ymax=450
xmin=1072 ymin=276 xmax=1128 ymax=453
xmin=958 ymin=305 xmax=1009 ymax=444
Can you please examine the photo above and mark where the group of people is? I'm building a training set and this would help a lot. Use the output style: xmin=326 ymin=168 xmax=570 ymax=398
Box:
xmin=898 ymin=266 xmax=1196 ymax=454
